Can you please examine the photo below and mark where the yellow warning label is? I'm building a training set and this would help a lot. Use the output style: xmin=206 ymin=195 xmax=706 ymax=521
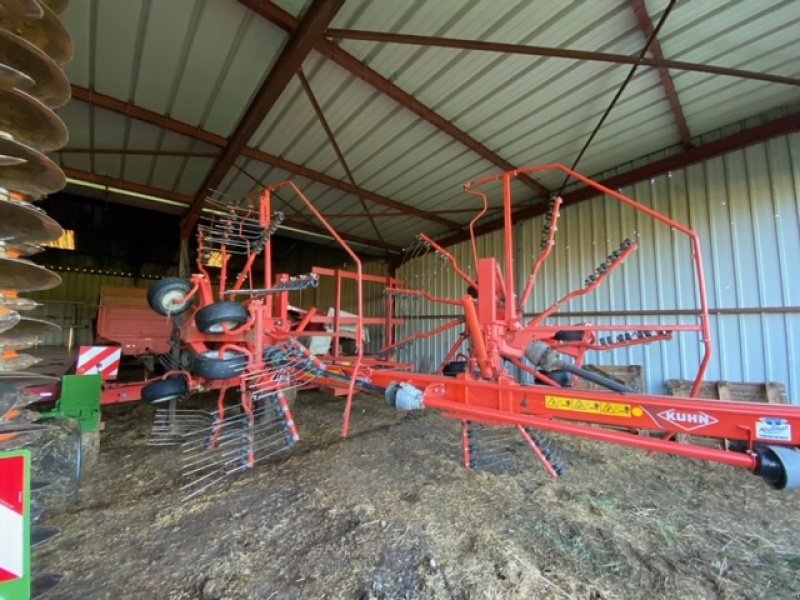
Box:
xmin=545 ymin=395 xmax=633 ymax=418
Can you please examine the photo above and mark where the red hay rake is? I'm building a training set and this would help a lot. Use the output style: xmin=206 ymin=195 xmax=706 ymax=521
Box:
xmin=330 ymin=164 xmax=800 ymax=491
xmin=146 ymin=165 xmax=800 ymax=496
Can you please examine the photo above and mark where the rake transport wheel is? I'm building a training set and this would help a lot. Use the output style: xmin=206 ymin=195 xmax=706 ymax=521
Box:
xmin=190 ymin=349 xmax=248 ymax=381
xmin=194 ymin=301 xmax=249 ymax=334
xmin=141 ymin=374 xmax=189 ymax=405
xmin=148 ymin=277 xmax=193 ymax=317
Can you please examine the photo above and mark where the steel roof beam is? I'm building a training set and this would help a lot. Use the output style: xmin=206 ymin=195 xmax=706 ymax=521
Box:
xmin=238 ymin=0 xmax=550 ymax=198
xmin=631 ymin=0 xmax=692 ymax=149
xmin=181 ymin=0 xmax=347 ymax=238
xmin=63 ymin=167 xmax=399 ymax=255
xmin=70 ymin=86 xmax=458 ymax=229
xmin=435 ymin=110 xmax=800 ymax=247
xmin=325 ymin=30 xmax=800 ymax=89
xmin=297 ymin=69 xmax=385 ymax=244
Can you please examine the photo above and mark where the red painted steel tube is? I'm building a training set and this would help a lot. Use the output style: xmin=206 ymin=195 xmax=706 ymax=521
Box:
xmin=360 ymin=369 xmax=800 ymax=446
xmin=465 ymin=163 xmax=712 ymax=393
xmin=507 ymin=356 xmax=562 ymax=387
xmin=312 ymin=266 xmax=404 ymax=286
xmin=438 ymin=333 xmax=467 ymax=373
xmin=386 ymin=288 xmax=463 ymax=306
xmin=531 ymin=242 xmax=638 ymax=326
xmin=334 ymin=269 xmax=342 ymax=360
xmin=294 ymin=306 xmax=317 ymax=333
xmin=380 ymin=317 xmax=464 ymax=356
xmin=426 ymin=396 xmax=757 ymax=470
xmin=502 ymin=173 xmax=517 ymax=322
xmin=462 ymin=421 xmax=472 ymax=469
xmin=519 ymin=196 xmax=562 ymax=310
xmin=461 ymin=295 xmax=493 ymax=379
xmin=268 ymin=181 xmax=364 ymax=438
xmin=419 ymin=233 xmax=477 ymax=289
xmin=517 ymin=425 xmax=559 ymax=478
xmin=464 ymin=188 xmax=489 ymax=274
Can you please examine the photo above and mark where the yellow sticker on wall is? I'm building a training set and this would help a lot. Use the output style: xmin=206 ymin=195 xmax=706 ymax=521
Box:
xmin=545 ymin=395 xmax=633 ymax=418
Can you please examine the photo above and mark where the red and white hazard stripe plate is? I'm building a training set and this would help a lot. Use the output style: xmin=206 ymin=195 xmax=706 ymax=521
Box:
xmin=0 ymin=453 xmax=25 ymax=584
xmin=76 ymin=346 xmax=122 ymax=380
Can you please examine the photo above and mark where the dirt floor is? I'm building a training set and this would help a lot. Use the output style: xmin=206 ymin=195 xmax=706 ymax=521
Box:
xmin=38 ymin=391 xmax=800 ymax=600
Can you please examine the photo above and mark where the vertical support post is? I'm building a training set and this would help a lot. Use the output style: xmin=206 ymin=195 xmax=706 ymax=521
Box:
xmin=502 ymin=173 xmax=517 ymax=323
xmin=178 ymin=237 xmax=191 ymax=279
xmin=334 ymin=269 xmax=342 ymax=359
xmin=385 ymin=276 xmax=395 ymax=350
xmin=462 ymin=420 xmax=473 ymax=469
xmin=261 ymin=189 xmax=273 ymax=317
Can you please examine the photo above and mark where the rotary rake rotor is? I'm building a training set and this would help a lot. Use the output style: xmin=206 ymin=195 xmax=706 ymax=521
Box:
xmin=326 ymin=164 xmax=800 ymax=491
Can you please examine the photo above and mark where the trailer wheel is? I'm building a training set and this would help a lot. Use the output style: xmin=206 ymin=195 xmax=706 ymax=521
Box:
xmin=141 ymin=375 xmax=189 ymax=404
xmin=190 ymin=349 xmax=248 ymax=381
xmin=194 ymin=301 xmax=249 ymax=334
xmin=149 ymin=278 xmax=193 ymax=316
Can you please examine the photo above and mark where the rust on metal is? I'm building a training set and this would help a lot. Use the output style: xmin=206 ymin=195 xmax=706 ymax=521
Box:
xmin=631 ymin=0 xmax=692 ymax=148
xmin=182 ymin=0 xmax=348 ymax=237
xmin=239 ymin=0 xmax=550 ymax=198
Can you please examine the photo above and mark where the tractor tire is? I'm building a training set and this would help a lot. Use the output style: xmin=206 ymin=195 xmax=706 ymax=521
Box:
xmin=194 ymin=301 xmax=249 ymax=334
xmin=190 ymin=349 xmax=248 ymax=381
xmin=141 ymin=375 xmax=189 ymax=405
xmin=148 ymin=278 xmax=193 ymax=317
xmin=28 ymin=418 xmax=82 ymax=518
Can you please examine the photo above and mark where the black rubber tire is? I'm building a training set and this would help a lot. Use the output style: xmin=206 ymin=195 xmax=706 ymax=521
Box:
xmin=148 ymin=277 xmax=193 ymax=316
xmin=340 ymin=338 xmax=358 ymax=356
xmin=545 ymin=369 xmax=574 ymax=387
xmin=554 ymin=330 xmax=585 ymax=342
xmin=190 ymin=349 xmax=248 ymax=381
xmin=141 ymin=375 xmax=189 ymax=404
xmin=194 ymin=301 xmax=249 ymax=334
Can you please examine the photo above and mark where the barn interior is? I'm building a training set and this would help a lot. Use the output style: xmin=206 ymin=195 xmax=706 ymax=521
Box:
xmin=1 ymin=1 xmax=799 ymax=599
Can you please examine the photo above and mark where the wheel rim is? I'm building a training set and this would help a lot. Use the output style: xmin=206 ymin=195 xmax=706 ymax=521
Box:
xmin=207 ymin=320 xmax=239 ymax=333
xmin=150 ymin=393 xmax=181 ymax=405
xmin=160 ymin=290 xmax=187 ymax=314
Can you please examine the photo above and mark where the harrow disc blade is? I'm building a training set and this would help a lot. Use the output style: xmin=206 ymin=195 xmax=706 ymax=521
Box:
xmin=0 ymin=256 xmax=61 ymax=291
xmin=0 ymin=315 xmax=60 ymax=342
xmin=0 ymin=304 xmax=19 ymax=332
xmin=0 ymin=87 xmax=68 ymax=150
xmin=0 ymin=0 xmax=44 ymax=20
xmin=41 ymin=0 xmax=69 ymax=15
xmin=31 ymin=524 xmax=60 ymax=547
xmin=0 ymin=29 xmax=70 ymax=107
xmin=0 ymin=0 xmax=73 ymax=66
xmin=0 ymin=135 xmax=66 ymax=196
xmin=31 ymin=572 xmax=64 ymax=599
xmin=0 ymin=60 xmax=34 ymax=91
xmin=0 ymin=197 xmax=63 ymax=244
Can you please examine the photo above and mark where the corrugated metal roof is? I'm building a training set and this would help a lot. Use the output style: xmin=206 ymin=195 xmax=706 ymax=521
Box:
xmin=58 ymin=0 xmax=800 ymax=252
xmin=56 ymin=100 xmax=218 ymax=197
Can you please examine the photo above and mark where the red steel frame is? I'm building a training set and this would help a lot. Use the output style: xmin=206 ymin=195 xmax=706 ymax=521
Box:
xmin=325 ymin=164 xmax=800 ymax=482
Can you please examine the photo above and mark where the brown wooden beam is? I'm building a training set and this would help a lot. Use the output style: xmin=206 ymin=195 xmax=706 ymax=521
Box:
xmin=238 ymin=0 xmax=550 ymax=198
xmin=435 ymin=110 xmax=800 ymax=247
xmin=182 ymin=0 xmax=346 ymax=237
xmin=325 ymin=29 xmax=800 ymax=88
xmin=631 ymin=0 xmax=692 ymax=149
xmin=70 ymin=85 xmax=458 ymax=229
xmin=63 ymin=166 xmax=399 ymax=254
